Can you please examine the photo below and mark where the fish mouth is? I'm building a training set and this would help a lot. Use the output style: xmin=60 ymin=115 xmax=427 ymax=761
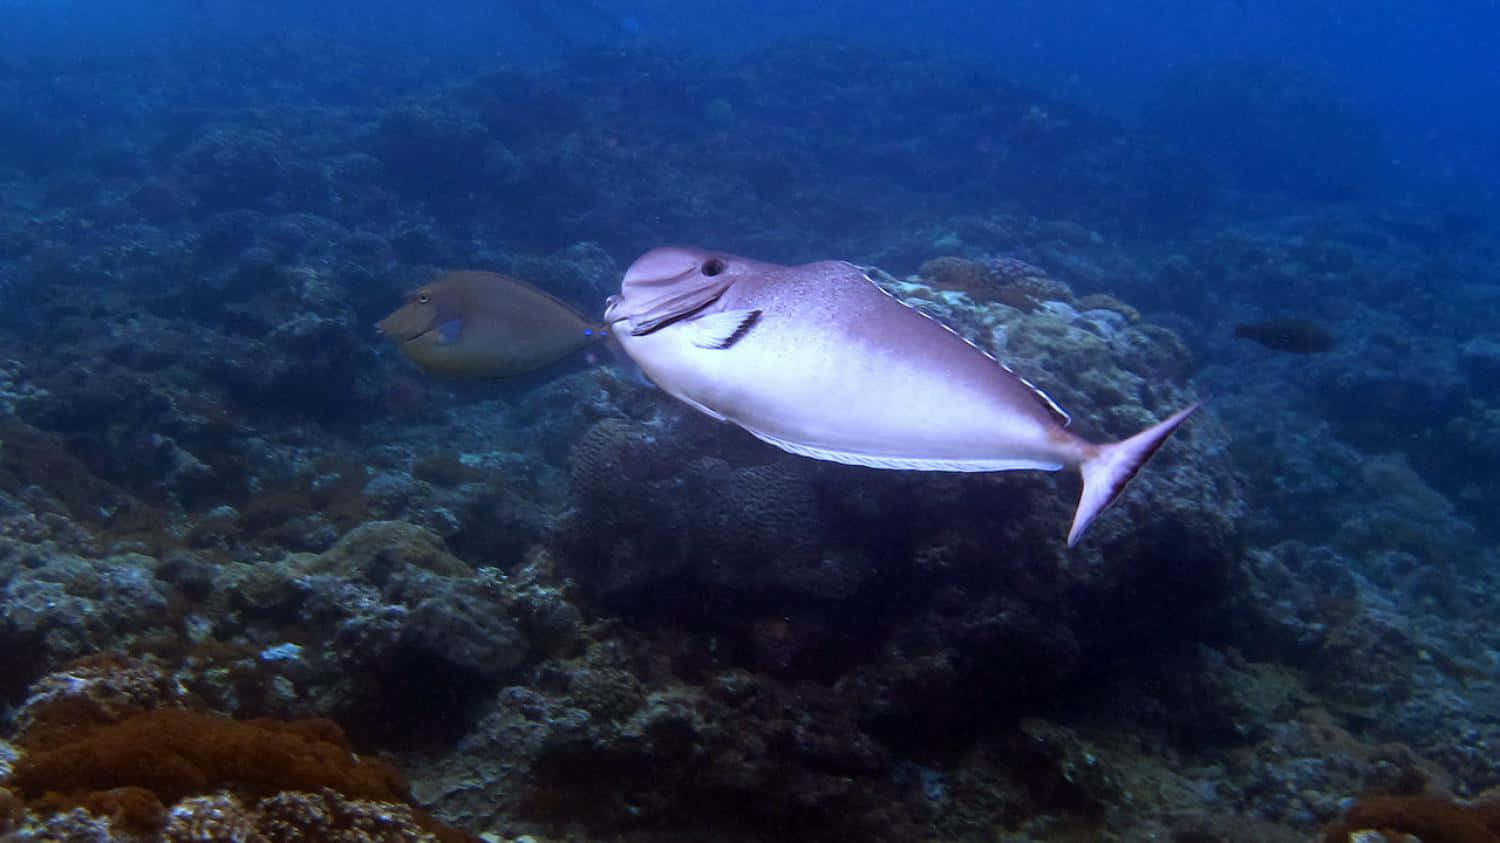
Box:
xmin=375 ymin=317 xmax=434 ymax=344
xmin=378 ymin=322 xmax=433 ymax=344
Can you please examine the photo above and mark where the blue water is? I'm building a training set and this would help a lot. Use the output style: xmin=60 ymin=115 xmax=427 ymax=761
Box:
xmin=5 ymin=0 xmax=1497 ymax=202
xmin=0 ymin=1 xmax=1497 ymax=841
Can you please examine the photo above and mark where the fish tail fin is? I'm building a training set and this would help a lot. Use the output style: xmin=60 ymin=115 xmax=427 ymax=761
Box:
xmin=1068 ymin=402 xmax=1201 ymax=547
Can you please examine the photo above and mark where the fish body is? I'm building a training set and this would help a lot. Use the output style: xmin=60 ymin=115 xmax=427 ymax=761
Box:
xmin=604 ymin=247 xmax=1197 ymax=546
xmin=1233 ymin=318 xmax=1335 ymax=354
xmin=377 ymin=270 xmax=604 ymax=378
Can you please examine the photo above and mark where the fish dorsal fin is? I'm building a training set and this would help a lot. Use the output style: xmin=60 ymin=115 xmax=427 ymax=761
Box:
xmin=628 ymin=277 xmax=735 ymax=336
xmin=851 ymin=263 xmax=1073 ymax=428
xmin=1008 ymin=367 xmax=1072 ymax=427
xmin=689 ymin=309 xmax=762 ymax=349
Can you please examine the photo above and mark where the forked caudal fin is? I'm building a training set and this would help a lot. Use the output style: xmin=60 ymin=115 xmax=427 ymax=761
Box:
xmin=1067 ymin=403 xmax=1202 ymax=548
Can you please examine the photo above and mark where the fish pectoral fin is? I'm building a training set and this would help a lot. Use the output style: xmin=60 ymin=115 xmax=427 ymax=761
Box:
xmin=689 ymin=309 xmax=762 ymax=349
xmin=628 ymin=278 xmax=733 ymax=336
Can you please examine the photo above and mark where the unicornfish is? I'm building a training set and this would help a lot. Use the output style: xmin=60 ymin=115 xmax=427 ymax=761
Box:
xmin=377 ymin=270 xmax=605 ymax=378
xmin=603 ymin=246 xmax=1198 ymax=547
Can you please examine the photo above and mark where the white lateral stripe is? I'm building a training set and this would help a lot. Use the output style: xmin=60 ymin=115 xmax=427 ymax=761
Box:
xmin=744 ymin=426 xmax=1063 ymax=473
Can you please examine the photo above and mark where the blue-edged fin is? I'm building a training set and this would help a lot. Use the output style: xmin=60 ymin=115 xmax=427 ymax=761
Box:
xmin=628 ymin=277 xmax=734 ymax=335
xmin=689 ymin=309 xmax=762 ymax=349
xmin=1068 ymin=402 xmax=1201 ymax=547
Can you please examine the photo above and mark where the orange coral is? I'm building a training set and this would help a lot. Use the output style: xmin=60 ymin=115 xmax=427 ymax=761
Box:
xmin=3 ymin=653 xmax=480 ymax=842
xmin=11 ymin=709 xmax=408 ymax=807
xmin=1324 ymin=793 xmax=1500 ymax=843
xmin=8 ymin=707 xmax=480 ymax=842
xmin=15 ymin=652 xmax=197 ymax=753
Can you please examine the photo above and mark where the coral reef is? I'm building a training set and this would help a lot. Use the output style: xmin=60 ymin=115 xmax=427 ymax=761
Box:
xmin=559 ymin=424 xmax=837 ymax=599
xmin=10 ymin=710 xmax=408 ymax=808
xmin=0 ymin=29 xmax=1495 ymax=843
xmin=1325 ymin=793 xmax=1500 ymax=843
xmin=0 ymin=657 xmax=478 ymax=842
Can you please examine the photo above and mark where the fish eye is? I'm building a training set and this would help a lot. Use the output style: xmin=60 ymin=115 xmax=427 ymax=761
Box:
xmin=701 ymin=258 xmax=726 ymax=277
xmin=417 ymin=291 xmax=431 ymax=304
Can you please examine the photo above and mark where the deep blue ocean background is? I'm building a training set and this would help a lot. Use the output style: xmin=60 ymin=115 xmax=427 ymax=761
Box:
xmin=6 ymin=0 xmax=1499 ymax=204
xmin=1 ymin=1 xmax=1498 ymax=841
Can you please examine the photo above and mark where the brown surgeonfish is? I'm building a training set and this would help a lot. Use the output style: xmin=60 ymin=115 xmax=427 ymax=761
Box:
xmin=377 ymin=270 xmax=605 ymax=378
xmin=604 ymin=246 xmax=1199 ymax=547
xmin=1233 ymin=318 xmax=1336 ymax=354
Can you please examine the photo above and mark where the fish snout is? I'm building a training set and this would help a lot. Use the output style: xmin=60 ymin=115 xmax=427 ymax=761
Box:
xmin=622 ymin=246 xmax=707 ymax=287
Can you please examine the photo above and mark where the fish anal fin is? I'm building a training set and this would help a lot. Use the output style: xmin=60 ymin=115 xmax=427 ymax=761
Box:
xmin=629 ymin=279 xmax=733 ymax=336
xmin=690 ymin=309 xmax=762 ymax=349
xmin=674 ymin=391 xmax=728 ymax=422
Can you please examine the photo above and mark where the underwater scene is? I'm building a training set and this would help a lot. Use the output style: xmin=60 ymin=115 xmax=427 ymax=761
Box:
xmin=1 ymin=1 xmax=1498 ymax=841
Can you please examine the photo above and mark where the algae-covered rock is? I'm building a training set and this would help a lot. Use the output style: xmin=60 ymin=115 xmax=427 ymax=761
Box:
xmin=308 ymin=520 xmax=473 ymax=583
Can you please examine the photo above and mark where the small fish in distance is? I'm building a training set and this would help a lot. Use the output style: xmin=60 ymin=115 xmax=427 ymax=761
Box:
xmin=604 ymin=246 xmax=1199 ymax=547
xmin=376 ymin=270 xmax=606 ymax=378
xmin=1233 ymin=318 xmax=1335 ymax=354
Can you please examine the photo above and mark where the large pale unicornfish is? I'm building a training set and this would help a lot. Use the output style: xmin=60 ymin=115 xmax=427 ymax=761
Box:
xmin=603 ymin=246 xmax=1198 ymax=547
xmin=377 ymin=270 xmax=605 ymax=378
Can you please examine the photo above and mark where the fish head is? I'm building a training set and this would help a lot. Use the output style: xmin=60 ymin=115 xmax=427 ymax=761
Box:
xmin=376 ymin=279 xmax=465 ymax=361
xmin=605 ymin=246 xmax=762 ymax=335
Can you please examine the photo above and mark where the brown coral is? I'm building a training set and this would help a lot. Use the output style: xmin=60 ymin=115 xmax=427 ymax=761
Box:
xmin=919 ymin=255 xmax=1080 ymax=312
xmin=81 ymin=786 xmax=168 ymax=834
xmin=7 ymin=706 xmax=482 ymax=841
xmin=918 ymin=256 xmax=993 ymax=297
xmin=994 ymin=283 xmax=1042 ymax=313
xmin=11 ymin=709 xmax=409 ymax=806
xmin=0 ymin=786 xmax=21 ymax=834
xmin=0 ymin=420 xmax=161 ymax=540
xmin=308 ymin=520 xmax=473 ymax=581
xmin=1075 ymin=293 xmax=1141 ymax=322
xmin=412 ymin=452 xmax=489 ymax=488
xmin=238 ymin=456 xmax=384 ymax=543
xmin=985 ymin=256 xmax=1075 ymax=305
xmin=1324 ymin=793 xmax=1500 ymax=843
xmin=15 ymin=652 xmax=196 ymax=753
